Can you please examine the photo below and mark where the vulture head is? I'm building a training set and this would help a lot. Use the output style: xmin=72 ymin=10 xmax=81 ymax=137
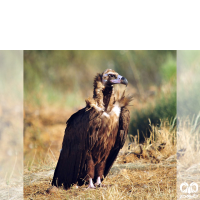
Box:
xmin=102 ymin=69 xmax=128 ymax=87
xmin=92 ymin=69 xmax=129 ymax=110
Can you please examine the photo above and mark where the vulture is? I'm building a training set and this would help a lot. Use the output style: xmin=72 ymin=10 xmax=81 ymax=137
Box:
xmin=52 ymin=69 xmax=132 ymax=189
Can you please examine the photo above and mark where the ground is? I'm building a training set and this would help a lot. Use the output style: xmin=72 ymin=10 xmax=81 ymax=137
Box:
xmin=23 ymin=105 xmax=177 ymax=200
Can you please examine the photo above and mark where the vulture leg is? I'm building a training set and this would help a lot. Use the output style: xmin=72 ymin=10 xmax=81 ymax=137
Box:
xmin=95 ymin=176 xmax=101 ymax=186
xmin=87 ymin=178 xmax=96 ymax=189
xmin=85 ymin=153 xmax=96 ymax=189
xmin=86 ymin=154 xmax=95 ymax=180
xmin=95 ymin=161 xmax=106 ymax=180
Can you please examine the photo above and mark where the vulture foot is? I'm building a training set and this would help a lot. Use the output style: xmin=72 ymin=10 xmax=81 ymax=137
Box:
xmin=87 ymin=178 xmax=96 ymax=189
xmin=95 ymin=176 xmax=102 ymax=186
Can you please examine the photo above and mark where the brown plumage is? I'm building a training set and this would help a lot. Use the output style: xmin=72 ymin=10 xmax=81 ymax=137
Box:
xmin=52 ymin=69 xmax=132 ymax=189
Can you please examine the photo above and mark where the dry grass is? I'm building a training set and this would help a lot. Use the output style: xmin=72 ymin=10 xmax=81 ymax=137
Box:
xmin=24 ymin=106 xmax=177 ymax=199
xmin=177 ymin=114 xmax=200 ymax=199
xmin=24 ymin=165 xmax=176 ymax=200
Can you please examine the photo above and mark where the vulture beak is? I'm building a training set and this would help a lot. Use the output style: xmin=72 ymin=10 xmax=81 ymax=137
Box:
xmin=120 ymin=76 xmax=128 ymax=86
xmin=110 ymin=74 xmax=128 ymax=86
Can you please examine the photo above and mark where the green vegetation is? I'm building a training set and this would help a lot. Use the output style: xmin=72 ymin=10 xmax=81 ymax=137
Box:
xmin=130 ymin=90 xmax=176 ymax=142
xmin=24 ymin=50 xmax=175 ymax=105
xmin=129 ymin=52 xmax=176 ymax=142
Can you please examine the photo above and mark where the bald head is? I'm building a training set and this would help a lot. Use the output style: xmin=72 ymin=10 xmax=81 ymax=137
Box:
xmin=102 ymin=69 xmax=128 ymax=87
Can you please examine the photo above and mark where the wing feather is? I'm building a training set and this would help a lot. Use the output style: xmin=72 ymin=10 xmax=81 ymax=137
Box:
xmin=52 ymin=107 xmax=102 ymax=189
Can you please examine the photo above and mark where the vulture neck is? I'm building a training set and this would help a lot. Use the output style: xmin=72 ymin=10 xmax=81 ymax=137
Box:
xmin=93 ymin=73 xmax=114 ymax=112
xmin=103 ymin=86 xmax=114 ymax=111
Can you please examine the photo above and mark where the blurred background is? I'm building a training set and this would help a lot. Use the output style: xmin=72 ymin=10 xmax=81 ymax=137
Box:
xmin=177 ymin=51 xmax=200 ymax=199
xmin=177 ymin=51 xmax=200 ymax=117
xmin=24 ymin=50 xmax=176 ymax=167
xmin=0 ymin=51 xmax=23 ymax=199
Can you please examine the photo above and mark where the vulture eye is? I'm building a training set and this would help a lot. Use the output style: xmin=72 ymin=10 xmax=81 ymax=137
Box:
xmin=109 ymin=74 xmax=114 ymax=78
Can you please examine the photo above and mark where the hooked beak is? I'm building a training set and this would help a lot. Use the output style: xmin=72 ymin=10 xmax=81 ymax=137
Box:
xmin=110 ymin=75 xmax=128 ymax=86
